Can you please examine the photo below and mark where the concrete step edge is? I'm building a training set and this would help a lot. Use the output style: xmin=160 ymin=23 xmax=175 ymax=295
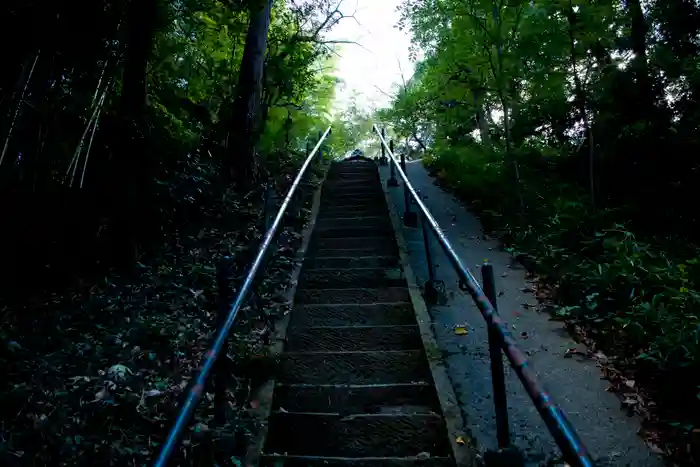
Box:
xmin=277 ymin=382 xmax=431 ymax=389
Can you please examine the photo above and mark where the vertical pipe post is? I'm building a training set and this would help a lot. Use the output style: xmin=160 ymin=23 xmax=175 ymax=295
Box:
xmin=215 ymin=256 xmax=234 ymax=426
xmin=419 ymin=191 xmax=435 ymax=283
xmin=400 ymin=143 xmax=418 ymax=227
xmin=482 ymin=262 xmax=510 ymax=449
xmin=387 ymin=131 xmax=398 ymax=187
xmin=420 ymin=189 xmax=445 ymax=305
xmin=379 ymin=127 xmax=388 ymax=165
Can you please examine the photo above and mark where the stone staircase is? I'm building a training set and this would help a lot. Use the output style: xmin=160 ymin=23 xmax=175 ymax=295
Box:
xmin=260 ymin=159 xmax=458 ymax=466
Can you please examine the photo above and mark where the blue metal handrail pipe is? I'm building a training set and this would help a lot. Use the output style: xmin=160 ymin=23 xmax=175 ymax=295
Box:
xmin=153 ymin=126 xmax=332 ymax=467
xmin=372 ymin=124 xmax=594 ymax=467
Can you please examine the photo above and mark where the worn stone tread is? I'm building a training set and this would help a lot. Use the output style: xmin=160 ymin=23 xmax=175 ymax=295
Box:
xmin=313 ymin=247 xmax=396 ymax=258
xmin=289 ymin=303 xmax=415 ymax=327
xmin=277 ymin=350 xmax=430 ymax=385
xmin=272 ymin=382 xmax=441 ymax=414
xmin=295 ymin=287 xmax=411 ymax=305
xmin=285 ymin=325 xmax=421 ymax=352
xmin=303 ymin=255 xmax=398 ymax=269
xmin=315 ymin=216 xmax=391 ymax=230
xmin=310 ymin=236 xmax=395 ymax=251
xmin=262 ymin=160 xmax=456 ymax=467
xmin=264 ymin=413 xmax=450 ymax=458
xmin=260 ymin=455 xmax=455 ymax=466
xmin=298 ymin=268 xmax=405 ymax=289
xmin=313 ymin=224 xmax=393 ymax=238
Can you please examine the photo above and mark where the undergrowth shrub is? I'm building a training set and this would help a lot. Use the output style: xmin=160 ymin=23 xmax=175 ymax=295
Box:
xmin=425 ymin=142 xmax=700 ymax=442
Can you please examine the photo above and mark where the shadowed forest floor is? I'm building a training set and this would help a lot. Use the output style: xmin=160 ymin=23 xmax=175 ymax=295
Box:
xmin=0 ymin=153 xmax=324 ymax=465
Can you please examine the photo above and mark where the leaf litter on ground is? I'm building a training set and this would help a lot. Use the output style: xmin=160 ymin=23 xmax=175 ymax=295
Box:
xmin=0 ymin=157 xmax=324 ymax=466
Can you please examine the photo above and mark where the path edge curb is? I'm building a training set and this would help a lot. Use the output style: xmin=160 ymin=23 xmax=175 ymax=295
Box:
xmin=381 ymin=167 xmax=480 ymax=467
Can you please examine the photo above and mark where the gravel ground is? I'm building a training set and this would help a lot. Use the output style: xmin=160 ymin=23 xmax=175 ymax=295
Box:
xmin=379 ymin=159 xmax=663 ymax=467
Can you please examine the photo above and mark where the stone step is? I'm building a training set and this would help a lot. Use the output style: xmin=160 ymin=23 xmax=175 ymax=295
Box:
xmin=295 ymin=287 xmax=411 ymax=305
xmin=313 ymin=247 xmax=396 ymax=258
xmin=315 ymin=216 xmax=390 ymax=230
xmin=326 ymin=173 xmax=378 ymax=182
xmin=321 ymin=185 xmax=384 ymax=196
xmin=317 ymin=207 xmax=388 ymax=219
xmin=263 ymin=413 xmax=450 ymax=458
xmin=260 ymin=455 xmax=455 ymax=467
xmin=328 ymin=166 xmax=377 ymax=173
xmin=323 ymin=181 xmax=382 ymax=191
xmin=324 ymin=179 xmax=380 ymax=189
xmin=272 ymin=382 xmax=441 ymax=414
xmin=304 ymin=255 xmax=398 ymax=269
xmin=289 ymin=303 xmax=415 ymax=327
xmin=329 ymin=165 xmax=376 ymax=171
xmin=321 ymin=191 xmax=383 ymax=201
xmin=320 ymin=195 xmax=383 ymax=206
xmin=298 ymin=268 xmax=405 ymax=289
xmin=312 ymin=225 xmax=393 ymax=239
xmin=285 ymin=325 xmax=421 ymax=352
xmin=277 ymin=350 xmax=430 ymax=385
xmin=310 ymin=236 xmax=394 ymax=251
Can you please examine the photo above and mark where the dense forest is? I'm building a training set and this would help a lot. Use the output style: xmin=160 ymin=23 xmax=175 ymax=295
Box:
xmin=0 ymin=0 xmax=361 ymax=464
xmin=379 ymin=0 xmax=700 ymax=463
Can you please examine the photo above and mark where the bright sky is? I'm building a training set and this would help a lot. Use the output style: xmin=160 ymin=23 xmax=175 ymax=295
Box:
xmin=325 ymin=0 xmax=414 ymax=113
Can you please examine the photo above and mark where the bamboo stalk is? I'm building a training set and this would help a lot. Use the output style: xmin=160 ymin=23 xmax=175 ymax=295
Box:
xmin=79 ymin=107 xmax=101 ymax=188
xmin=66 ymin=86 xmax=108 ymax=185
xmin=0 ymin=50 xmax=41 ymax=169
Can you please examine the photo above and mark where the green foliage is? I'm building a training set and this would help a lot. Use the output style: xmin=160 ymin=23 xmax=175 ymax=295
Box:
xmin=393 ymin=0 xmax=700 ymax=459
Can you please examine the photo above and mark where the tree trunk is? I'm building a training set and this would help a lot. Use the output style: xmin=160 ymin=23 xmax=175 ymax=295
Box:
xmin=567 ymin=1 xmax=595 ymax=211
xmin=113 ymin=0 xmax=158 ymax=267
xmin=625 ymin=0 xmax=653 ymax=107
xmin=501 ymin=97 xmax=525 ymax=222
xmin=411 ymin=131 xmax=427 ymax=152
xmin=227 ymin=0 xmax=274 ymax=187
xmin=473 ymin=90 xmax=490 ymax=146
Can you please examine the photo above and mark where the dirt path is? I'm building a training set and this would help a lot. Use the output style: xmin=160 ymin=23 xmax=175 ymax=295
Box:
xmin=379 ymin=160 xmax=662 ymax=467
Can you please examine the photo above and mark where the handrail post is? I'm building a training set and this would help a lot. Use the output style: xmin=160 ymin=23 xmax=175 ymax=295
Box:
xmin=419 ymin=190 xmax=446 ymax=305
xmin=215 ymin=256 xmax=234 ymax=426
xmin=399 ymin=142 xmax=418 ymax=227
xmin=482 ymin=261 xmax=524 ymax=466
xmin=387 ymin=132 xmax=398 ymax=187
xmin=379 ymin=127 xmax=388 ymax=165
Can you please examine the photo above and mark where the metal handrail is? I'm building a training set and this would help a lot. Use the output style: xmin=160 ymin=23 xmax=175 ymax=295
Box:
xmin=372 ymin=124 xmax=594 ymax=467
xmin=153 ymin=126 xmax=332 ymax=467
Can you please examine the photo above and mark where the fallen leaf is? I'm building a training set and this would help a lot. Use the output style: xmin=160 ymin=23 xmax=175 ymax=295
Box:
xmin=564 ymin=348 xmax=586 ymax=358
xmin=194 ymin=423 xmax=209 ymax=433
xmin=189 ymin=289 xmax=204 ymax=299
xmin=456 ymin=436 xmax=466 ymax=445
xmin=453 ymin=326 xmax=469 ymax=336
